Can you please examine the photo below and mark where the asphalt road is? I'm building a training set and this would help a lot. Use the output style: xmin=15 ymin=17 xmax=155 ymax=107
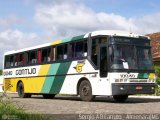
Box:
xmin=5 ymin=93 xmax=160 ymax=120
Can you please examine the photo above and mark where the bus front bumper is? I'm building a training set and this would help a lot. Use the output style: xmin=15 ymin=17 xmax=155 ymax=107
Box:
xmin=112 ymin=83 xmax=156 ymax=95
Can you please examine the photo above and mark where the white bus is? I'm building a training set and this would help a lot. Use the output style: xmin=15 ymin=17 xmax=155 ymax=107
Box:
xmin=3 ymin=30 xmax=156 ymax=102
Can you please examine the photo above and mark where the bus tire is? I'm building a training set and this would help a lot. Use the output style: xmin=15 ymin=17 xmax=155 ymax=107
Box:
xmin=113 ymin=95 xmax=128 ymax=102
xmin=79 ymin=80 xmax=94 ymax=102
xmin=43 ymin=94 xmax=55 ymax=99
xmin=17 ymin=82 xmax=28 ymax=98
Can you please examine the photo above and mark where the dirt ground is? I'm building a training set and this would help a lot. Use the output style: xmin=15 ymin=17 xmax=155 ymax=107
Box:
xmin=6 ymin=93 xmax=160 ymax=120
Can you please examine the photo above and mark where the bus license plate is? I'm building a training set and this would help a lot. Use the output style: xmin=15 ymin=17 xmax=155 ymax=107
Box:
xmin=136 ymin=86 xmax=143 ymax=90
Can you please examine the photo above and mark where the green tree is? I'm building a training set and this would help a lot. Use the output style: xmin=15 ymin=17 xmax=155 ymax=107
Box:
xmin=154 ymin=66 xmax=160 ymax=85
xmin=152 ymin=66 xmax=160 ymax=96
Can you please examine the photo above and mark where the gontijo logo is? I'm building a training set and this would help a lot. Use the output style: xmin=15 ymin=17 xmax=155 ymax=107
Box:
xmin=76 ymin=63 xmax=85 ymax=73
xmin=74 ymin=60 xmax=85 ymax=73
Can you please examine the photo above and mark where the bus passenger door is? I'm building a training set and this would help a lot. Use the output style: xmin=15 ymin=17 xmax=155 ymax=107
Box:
xmin=99 ymin=45 xmax=108 ymax=77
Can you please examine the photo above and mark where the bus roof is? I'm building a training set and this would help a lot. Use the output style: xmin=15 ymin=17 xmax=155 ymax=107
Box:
xmin=85 ymin=30 xmax=144 ymax=38
xmin=4 ymin=30 xmax=148 ymax=55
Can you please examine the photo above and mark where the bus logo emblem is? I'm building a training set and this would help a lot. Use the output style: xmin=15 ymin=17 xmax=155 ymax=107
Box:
xmin=74 ymin=63 xmax=85 ymax=73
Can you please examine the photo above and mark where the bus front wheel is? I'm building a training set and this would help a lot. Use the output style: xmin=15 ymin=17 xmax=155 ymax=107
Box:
xmin=113 ymin=95 xmax=128 ymax=102
xmin=79 ymin=80 xmax=94 ymax=102
xmin=17 ymin=82 xmax=30 ymax=98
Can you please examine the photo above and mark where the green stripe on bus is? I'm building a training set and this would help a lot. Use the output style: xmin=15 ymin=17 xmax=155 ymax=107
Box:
xmin=61 ymin=34 xmax=85 ymax=43
xmin=62 ymin=35 xmax=84 ymax=43
xmin=138 ymin=73 xmax=148 ymax=79
xmin=41 ymin=63 xmax=60 ymax=93
xmin=71 ymin=34 xmax=85 ymax=41
xmin=49 ymin=62 xmax=71 ymax=94
xmin=62 ymin=38 xmax=72 ymax=43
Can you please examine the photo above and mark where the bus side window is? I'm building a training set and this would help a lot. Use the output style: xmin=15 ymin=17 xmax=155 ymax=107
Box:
xmin=5 ymin=56 xmax=10 ymax=68
xmin=22 ymin=54 xmax=24 ymax=65
xmin=68 ymin=43 xmax=75 ymax=59
xmin=47 ymin=48 xmax=51 ymax=62
xmin=15 ymin=54 xmax=19 ymax=66
xmin=49 ymin=47 xmax=56 ymax=61
xmin=29 ymin=50 xmax=37 ymax=64
xmin=37 ymin=50 xmax=41 ymax=64
xmin=10 ymin=55 xmax=14 ymax=67
xmin=24 ymin=52 xmax=29 ymax=65
xmin=56 ymin=44 xmax=68 ymax=60
xmin=5 ymin=55 xmax=14 ymax=68
xmin=57 ymin=45 xmax=64 ymax=60
xmin=75 ymin=41 xmax=84 ymax=58
xmin=69 ymin=40 xmax=87 ymax=59
xmin=64 ymin=44 xmax=68 ymax=59
xmin=18 ymin=53 xmax=24 ymax=66
xmin=42 ymin=48 xmax=48 ymax=63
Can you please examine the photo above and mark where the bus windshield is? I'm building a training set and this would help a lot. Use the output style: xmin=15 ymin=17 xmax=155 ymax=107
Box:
xmin=109 ymin=39 xmax=154 ymax=71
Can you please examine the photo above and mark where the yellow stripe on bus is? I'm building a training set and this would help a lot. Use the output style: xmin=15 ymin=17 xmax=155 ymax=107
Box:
xmin=51 ymin=40 xmax=61 ymax=45
xmin=37 ymin=64 xmax=51 ymax=93
xmin=4 ymin=65 xmax=51 ymax=93
xmin=24 ymin=64 xmax=50 ymax=93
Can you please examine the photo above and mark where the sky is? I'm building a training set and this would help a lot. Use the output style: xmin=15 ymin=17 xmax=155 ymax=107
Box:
xmin=0 ymin=0 xmax=160 ymax=68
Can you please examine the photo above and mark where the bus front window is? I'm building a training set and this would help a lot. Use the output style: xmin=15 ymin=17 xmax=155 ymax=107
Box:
xmin=110 ymin=45 xmax=137 ymax=70
xmin=137 ymin=47 xmax=153 ymax=70
xmin=110 ymin=44 xmax=154 ymax=70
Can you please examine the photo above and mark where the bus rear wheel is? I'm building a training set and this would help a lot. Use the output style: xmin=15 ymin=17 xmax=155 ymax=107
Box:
xmin=113 ymin=95 xmax=128 ymax=102
xmin=17 ymin=82 xmax=30 ymax=98
xmin=43 ymin=94 xmax=55 ymax=99
xmin=79 ymin=80 xmax=94 ymax=102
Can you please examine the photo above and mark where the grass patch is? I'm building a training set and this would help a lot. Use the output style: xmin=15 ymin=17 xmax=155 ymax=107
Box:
xmin=155 ymin=85 xmax=160 ymax=96
xmin=0 ymin=93 xmax=51 ymax=120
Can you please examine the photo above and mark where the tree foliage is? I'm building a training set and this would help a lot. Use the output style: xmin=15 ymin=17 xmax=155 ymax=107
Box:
xmin=154 ymin=66 xmax=160 ymax=85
